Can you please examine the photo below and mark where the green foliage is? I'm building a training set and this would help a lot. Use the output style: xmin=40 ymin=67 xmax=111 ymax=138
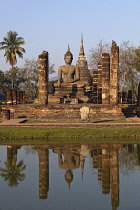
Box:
xmin=48 ymin=80 xmax=56 ymax=94
xmin=0 ymin=31 xmax=25 ymax=67
xmin=0 ymin=159 xmax=26 ymax=187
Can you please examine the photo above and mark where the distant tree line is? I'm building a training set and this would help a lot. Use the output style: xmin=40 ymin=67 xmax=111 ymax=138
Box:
xmin=0 ymin=59 xmax=55 ymax=99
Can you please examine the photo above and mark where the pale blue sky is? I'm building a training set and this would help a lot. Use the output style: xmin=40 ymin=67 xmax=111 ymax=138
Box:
xmin=0 ymin=0 xmax=140 ymax=78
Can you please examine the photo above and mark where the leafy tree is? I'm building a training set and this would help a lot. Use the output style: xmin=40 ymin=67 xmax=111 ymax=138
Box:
xmin=0 ymin=31 xmax=25 ymax=88
xmin=119 ymin=41 xmax=140 ymax=99
xmin=88 ymin=40 xmax=110 ymax=74
xmin=19 ymin=59 xmax=55 ymax=98
xmin=4 ymin=66 xmax=26 ymax=90
xmin=88 ymin=40 xmax=140 ymax=99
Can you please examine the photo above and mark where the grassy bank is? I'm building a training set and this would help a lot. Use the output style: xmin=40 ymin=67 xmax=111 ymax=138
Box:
xmin=0 ymin=127 xmax=140 ymax=142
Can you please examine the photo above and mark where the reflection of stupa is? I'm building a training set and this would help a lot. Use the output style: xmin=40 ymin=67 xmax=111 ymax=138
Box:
xmin=65 ymin=170 xmax=74 ymax=189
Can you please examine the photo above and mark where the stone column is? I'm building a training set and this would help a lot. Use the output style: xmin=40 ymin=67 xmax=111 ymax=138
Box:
xmin=97 ymin=62 xmax=102 ymax=104
xmin=12 ymin=90 xmax=17 ymax=105
xmin=19 ymin=91 xmax=23 ymax=103
xmin=137 ymin=82 xmax=140 ymax=107
xmin=127 ymin=90 xmax=132 ymax=104
xmin=102 ymin=53 xmax=110 ymax=104
xmin=6 ymin=89 xmax=13 ymax=105
xmin=38 ymin=51 xmax=49 ymax=105
xmin=92 ymin=70 xmax=98 ymax=104
xmin=110 ymin=41 xmax=119 ymax=105
xmin=17 ymin=91 xmax=20 ymax=104
xmin=122 ymin=91 xmax=127 ymax=104
xmin=2 ymin=110 xmax=10 ymax=121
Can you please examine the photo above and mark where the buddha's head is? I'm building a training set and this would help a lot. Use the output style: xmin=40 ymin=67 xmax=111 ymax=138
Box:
xmin=64 ymin=45 xmax=73 ymax=64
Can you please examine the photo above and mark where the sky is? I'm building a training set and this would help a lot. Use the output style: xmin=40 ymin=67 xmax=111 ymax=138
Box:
xmin=0 ymin=0 xmax=140 ymax=79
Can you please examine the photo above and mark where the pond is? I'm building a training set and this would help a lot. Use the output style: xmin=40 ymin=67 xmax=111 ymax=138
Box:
xmin=0 ymin=143 xmax=140 ymax=210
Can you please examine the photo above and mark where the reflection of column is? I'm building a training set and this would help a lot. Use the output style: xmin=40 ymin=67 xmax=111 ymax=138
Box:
xmin=110 ymin=145 xmax=119 ymax=210
xmin=38 ymin=149 xmax=49 ymax=199
xmin=97 ymin=149 xmax=102 ymax=181
xmin=137 ymin=144 xmax=140 ymax=165
xmin=7 ymin=145 xmax=20 ymax=163
xmin=128 ymin=144 xmax=134 ymax=153
xmin=102 ymin=146 xmax=110 ymax=194
xmin=92 ymin=149 xmax=98 ymax=168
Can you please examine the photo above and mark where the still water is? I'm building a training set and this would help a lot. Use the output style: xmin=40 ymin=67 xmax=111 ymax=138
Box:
xmin=0 ymin=143 xmax=140 ymax=210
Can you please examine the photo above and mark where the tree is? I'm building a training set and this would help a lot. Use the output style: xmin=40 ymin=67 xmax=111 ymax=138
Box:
xmin=0 ymin=31 xmax=25 ymax=88
xmin=19 ymin=59 xmax=55 ymax=98
xmin=119 ymin=41 xmax=140 ymax=99
xmin=88 ymin=40 xmax=140 ymax=99
xmin=88 ymin=40 xmax=110 ymax=74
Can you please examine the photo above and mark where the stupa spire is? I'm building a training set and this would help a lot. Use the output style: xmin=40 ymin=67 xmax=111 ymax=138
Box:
xmin=79 ymin=34 xmax=85 ymax=57
xmin=67 ymin=44 xmax=70 ymax=52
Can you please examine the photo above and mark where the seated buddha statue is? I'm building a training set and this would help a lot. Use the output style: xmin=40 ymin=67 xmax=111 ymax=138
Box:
xmin=54 ymin=45 xmax=85 ymax=88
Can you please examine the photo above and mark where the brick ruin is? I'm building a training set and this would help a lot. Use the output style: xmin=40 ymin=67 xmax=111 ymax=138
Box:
xmin=0 ymin=39 xmax=139 ymax=120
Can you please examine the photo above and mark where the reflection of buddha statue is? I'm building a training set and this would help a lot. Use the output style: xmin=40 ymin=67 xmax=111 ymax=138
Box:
xmin=54 ymin=45 xmax=85 ymax=88
xmin=58 ymin=152 xmax=80 ymax=188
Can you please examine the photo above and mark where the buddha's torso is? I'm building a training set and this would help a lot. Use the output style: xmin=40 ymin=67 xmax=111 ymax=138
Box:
xmin=60 ymin=65 xmax=77 ymax=83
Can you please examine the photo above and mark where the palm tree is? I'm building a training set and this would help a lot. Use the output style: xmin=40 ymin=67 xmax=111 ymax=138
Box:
xmin=0 ymin=31 xmax=25 ymax=88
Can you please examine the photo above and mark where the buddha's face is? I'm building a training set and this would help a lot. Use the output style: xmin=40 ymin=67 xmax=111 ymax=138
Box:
xmin=65 ymin=55 xmax=72 ymax=65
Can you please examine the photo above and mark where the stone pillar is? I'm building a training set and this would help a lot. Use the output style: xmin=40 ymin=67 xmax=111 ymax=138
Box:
xmin=12 ymin=90 xmax=17 ymax=105
xmin=110 ymin=41 xmax=119 ymax=105
xmin=137 ymin=82 xmax=140 ymax=107
xmin=97 ymin=62 xmax=102 ymax=104
xmin=2 ymin=110 xmax=10 ymax=121
xmin=6 ymin=89 xmax=13 ymax=105
xmin=118 ymin=92 xmax=122 ymax=104
xmin=17 ymin=91 xmax=20 ymax=104
xmin=127 ymin=90 xmax=132 ymax=104
xmin=38 ymin=148 xmax=49 ymax=199
xmin=22 ymin=91 xmax=25 ymax=101
xmin=110 ymin=145 xmax=119 ymax=210
xmin=19 ymin=91 xmax=23 ymax=103
xmin=102 ymin=53 xmax=110 ymax=104
xmin=122 ymin=91 xmax=127 ymax=104
xmin=92 ymin=70 xmax=98 ymax=104
xmin=38 ymin=51 xmax=49 ymax=105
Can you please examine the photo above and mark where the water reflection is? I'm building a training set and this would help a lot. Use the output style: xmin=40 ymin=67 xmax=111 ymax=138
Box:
xmin=0 ymin=146 xmax=26 ymax=187
xmin=0 ymin=143 xmax=140 ymax=210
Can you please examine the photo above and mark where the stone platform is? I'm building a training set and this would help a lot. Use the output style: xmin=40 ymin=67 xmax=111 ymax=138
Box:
xmin=0 ymin=103 xmax=130 ymax=121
